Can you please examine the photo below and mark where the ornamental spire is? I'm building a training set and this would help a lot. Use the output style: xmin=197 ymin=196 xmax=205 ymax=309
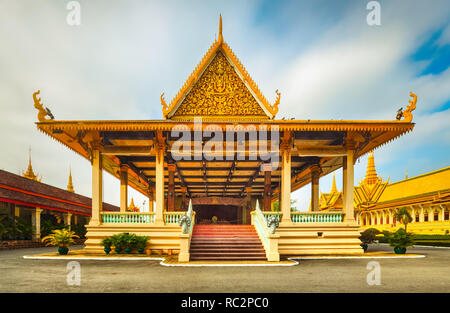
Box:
xmin=67 ymin=167 xmax=74 ymax=192
xmin=364 ymin=151 xmax=379 ymax=185
xmin=23 ymin=147 xmax=40 ymax=181
xmin=330 ymin=173 xmax=337 ymax=193
xmin=218 ymin=14 xmax=223 ymax=44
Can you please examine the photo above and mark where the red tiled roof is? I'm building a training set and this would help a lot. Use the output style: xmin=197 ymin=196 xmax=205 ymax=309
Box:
xmin=0 ymin=169 xmax=119 ymax=215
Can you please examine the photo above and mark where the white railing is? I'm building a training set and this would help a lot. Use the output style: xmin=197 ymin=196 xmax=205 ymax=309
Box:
xmin=164 ymin=211 xmax=188 ymax=224
xmin=291 ymin=212 xmax=345 ymax=223
xmin=261 ymin=211 xmax=282 ymax=225
xmin=101 ymin=212 xmax=155 ymax=224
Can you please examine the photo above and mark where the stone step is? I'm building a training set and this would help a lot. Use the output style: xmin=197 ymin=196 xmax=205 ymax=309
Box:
xmin=190 ymin=255 xmax=267 ymax=260
xmin=190 ymin=224 xmax=266 ymax=261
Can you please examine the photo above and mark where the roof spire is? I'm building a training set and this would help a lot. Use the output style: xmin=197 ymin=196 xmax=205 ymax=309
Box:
xmin=405 ymin=167 xmax=408 ymax=179
xmin=330 ymin=173 xmax=337 ymax=193
xmin=67 ymin=167 xmax=74 ymax=192
xmin=364 ymin=151 xmax=379 ymax=185
xmin=23 ymin=147 xmax=40 ymax=181
xmin=218 ymin=14 xmax=223 ymax=44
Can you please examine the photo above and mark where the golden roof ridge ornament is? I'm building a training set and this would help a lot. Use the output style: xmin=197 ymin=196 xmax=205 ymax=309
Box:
xmin=22 ymin=147 xmax=41 ymax=182
xmin=396 ymin=92 xmax=417 ymax=122
xmin=67 ymin=167 xmax=74 ymax=192
xmin=33 ymin=90 xmax=55 ymax=122
xmin=160 ymin=15 xmax=280 ymax=120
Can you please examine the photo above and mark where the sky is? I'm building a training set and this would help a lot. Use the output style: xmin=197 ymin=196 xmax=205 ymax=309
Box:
xmin=0 ymin=0 xmax=449 ymax=211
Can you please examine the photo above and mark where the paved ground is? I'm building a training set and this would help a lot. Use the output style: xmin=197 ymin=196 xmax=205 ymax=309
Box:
xmin=0 ymin=244 xmax=449 ymax=292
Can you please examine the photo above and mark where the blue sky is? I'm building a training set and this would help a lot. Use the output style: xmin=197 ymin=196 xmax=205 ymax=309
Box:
xmin=0 ymin=0 xmax=449 ymax=210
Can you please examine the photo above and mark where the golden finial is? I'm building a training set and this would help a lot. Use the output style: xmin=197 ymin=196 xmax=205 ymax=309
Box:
xmin=67 ymin=167 xmax=74 ymax=192
xmin=128 ymin=197 xmax=139 ymax=212
xmin=405 ymin=168 xmax=408 ymax=179
xmin=218 ymin=14 xmax=223 ymax=44
xmin=364 ymin=151 xmax=379 ymax=185
xmin=330 ymin=173 xmax=337 ymax=193
xmin=23 ymin=147 xmax=41 ymax=181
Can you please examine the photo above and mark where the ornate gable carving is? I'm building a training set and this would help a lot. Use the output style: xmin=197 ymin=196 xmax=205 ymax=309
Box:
xmin=171 ymin=51 xmax=268 ymax=120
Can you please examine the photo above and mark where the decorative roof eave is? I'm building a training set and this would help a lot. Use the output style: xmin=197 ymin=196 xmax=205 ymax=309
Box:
xmin=35 ymin=125 xmax=151 ymax=198
xmin=161 ymin=15 xmax=280 ymax=120
xmin=36 ymin=120 xmax=415 ymax=132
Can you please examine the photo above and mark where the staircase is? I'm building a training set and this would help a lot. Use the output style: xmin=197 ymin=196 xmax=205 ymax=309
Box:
xmin=190 ymin=225 xmax=267 ymax=260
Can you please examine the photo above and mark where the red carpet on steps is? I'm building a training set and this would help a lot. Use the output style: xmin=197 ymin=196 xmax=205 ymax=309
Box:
xmin=190 ymin=225 xmax=267 ymax=260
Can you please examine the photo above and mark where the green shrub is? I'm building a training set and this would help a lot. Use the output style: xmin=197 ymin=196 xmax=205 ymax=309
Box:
xmin=136 ymin=236 xmax=149 ymax=250
xmin=383 ymin=229 xmax=415 ymax=249
xmin=110 ymin=233 xmax=127 ymax=250
xmin=124 ymin=233 xmax=138 ymax=250
xmin=100 ymin=237 xmax=113 ymax=249
xmin=71 ymin=224 xmax=87 ymax=239
xmin=359 ymin=228 xmax=380 ymax=244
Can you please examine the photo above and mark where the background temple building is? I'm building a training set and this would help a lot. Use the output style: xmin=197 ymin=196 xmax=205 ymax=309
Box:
xmin=318 ymin=152 xmax=450 ymax=234
xmin=0 ymin=154 xmax=118 ymax=244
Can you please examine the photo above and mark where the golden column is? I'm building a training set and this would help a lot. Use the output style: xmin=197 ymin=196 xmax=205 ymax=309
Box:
xmin=343 ymin=140 xmax=356 ymax=223
xmin=280 ymin=132 xmax=293 ymax=225
xmin=167 ymin=164 xmax=176 ymax=211
xmin=155 ymin=131 xmax=165 ymax=224
xmin=90 ymin=143 xmax=103 ymax=226
xmin=262 ymin=163 xmax=272 ymax=212
xmin=119 ymin=163 xmax=129 ymax=213
xmin=310 ymin=163 xmax=322 ymax=212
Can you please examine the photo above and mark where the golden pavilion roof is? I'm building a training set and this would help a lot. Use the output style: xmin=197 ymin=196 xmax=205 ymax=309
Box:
xmin=377 ymin=166 xmax=450 ymax=205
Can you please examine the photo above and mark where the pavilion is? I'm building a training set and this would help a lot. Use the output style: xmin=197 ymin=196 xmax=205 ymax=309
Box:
xmin=33 ymin=16 xmax=416 ymax=260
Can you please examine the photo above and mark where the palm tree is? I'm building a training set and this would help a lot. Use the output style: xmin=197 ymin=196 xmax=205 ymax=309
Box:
xmin=394 ymin=207 xmax=412 ymax=232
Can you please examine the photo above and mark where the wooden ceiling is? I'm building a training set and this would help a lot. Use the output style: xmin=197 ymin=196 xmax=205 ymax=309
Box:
xmin=101 ymin=130 xmax=346 ymax=199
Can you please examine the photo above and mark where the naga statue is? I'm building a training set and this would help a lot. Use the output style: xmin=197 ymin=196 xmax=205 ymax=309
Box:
xmin=267 ymin=215 xmax=280 ymax=234
xmin=178 ymin=214 xmax=191 ymax=234
xmin=33 ymin=90 xmax=54 ymax=122
xmin=396 ymin=92 xmax=417 ymax=122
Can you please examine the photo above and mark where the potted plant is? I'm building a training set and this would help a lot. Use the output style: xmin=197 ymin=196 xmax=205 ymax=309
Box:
xmin=394 ymin=207 xmax=413 ymax=232
xmin=111 ymin=233 xmax=125 ymax=254
xmin=101 ymin=237 xmax=113 ymax=255
xmin=136 ymin=236 xmax=149 ymax=254
xmin=41 ymin=228 xmax=79 ymax=255
xmin=124 ymin=233 xmax=138 ymax=254
xmin=383 ymin=229 xmax=415 ymax=254
xmin=359 ymin=228 xmax=380 ymax=252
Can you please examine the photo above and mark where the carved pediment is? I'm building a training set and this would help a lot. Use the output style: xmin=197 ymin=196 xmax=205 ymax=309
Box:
xmin=171 ymin=51 xmax=268 ymax=120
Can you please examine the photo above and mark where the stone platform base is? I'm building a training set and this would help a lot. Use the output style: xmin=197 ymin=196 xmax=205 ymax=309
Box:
xmin=84 ymin=223 xmax=183 ymax=253
xmin=277 ymin=223 xmax=364 ymax=255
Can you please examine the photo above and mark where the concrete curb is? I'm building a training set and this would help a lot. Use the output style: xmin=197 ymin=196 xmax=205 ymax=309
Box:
xmin=376 ymin=243 xmax=450 ymax=250
xmin=23 ymin=255 xmax=299 ymax=267
xmin=289 ymin=255 xmax=425 ymax=260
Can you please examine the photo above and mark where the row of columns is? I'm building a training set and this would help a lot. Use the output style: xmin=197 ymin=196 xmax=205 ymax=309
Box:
xmin=89 ymin=133 xmax=357 ymax=226
xmin=360 ymin=204 xmax=449 ymax=226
